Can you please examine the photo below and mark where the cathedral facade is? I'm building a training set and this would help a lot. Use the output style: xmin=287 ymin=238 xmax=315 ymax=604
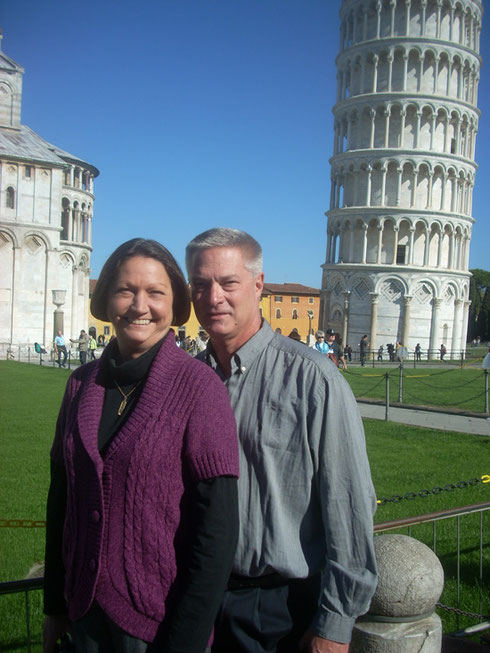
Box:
xmin=0 ymin=35 xmax=98 ymax=350
xmin=320 ymin=0 xmax=483 ymax=355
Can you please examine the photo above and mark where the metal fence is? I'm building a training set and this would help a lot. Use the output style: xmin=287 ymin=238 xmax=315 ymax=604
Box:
xmin=1 ymin=502 xmax=488 ymax=651
xmin=375 ymin=501 xmax=490 ymax=639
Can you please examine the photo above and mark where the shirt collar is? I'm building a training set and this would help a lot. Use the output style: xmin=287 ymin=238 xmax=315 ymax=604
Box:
xmin=204 ymin=319 xmax=275 ymax=378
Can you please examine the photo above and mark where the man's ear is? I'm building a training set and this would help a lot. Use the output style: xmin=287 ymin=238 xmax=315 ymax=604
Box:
xmin=255 ymin=272 xmax=265 ymax=298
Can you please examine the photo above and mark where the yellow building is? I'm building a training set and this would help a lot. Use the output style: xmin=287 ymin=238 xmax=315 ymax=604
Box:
xmin=261 ymin=283 xmax=320 ymax=343
xmin=89 ymin=280 xmax=320 ymax=345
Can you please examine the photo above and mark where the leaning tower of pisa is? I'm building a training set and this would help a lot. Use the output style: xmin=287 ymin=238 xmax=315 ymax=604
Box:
xmin=320 ymin=0 xmax=483 ymax=356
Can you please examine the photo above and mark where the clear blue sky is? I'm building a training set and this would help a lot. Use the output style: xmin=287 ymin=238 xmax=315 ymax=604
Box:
xmin=2 ymin=0 xmax=489 ymax=287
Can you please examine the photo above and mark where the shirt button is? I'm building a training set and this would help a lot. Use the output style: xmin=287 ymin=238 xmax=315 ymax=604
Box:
xmin=240 ymin=366 xmax=246 ymax=373
xmin=90 ymin=510 xmax=100 ymax=523
xmin=89 ymin=559 xmax=97 ymax=572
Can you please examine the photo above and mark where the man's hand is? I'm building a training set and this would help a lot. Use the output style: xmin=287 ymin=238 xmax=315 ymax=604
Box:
xmin=300 ymin=629 xmax=349 ymax=652
xmin=42 ymin=615 xmax=71 ymax=653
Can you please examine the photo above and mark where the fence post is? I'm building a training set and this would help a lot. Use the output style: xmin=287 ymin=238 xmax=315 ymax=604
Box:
xmin=28 ymin=347 xmax=30 ymax=363
xmin=385 ymin=372 xmax=390 ymax=421
xmin=398 ymin=364 xmax=403 ymax=403
xmin=461 ymin=351 xmax=464 ymax=369
xmin=372 ymin=352 xmax=375 ymax=368
xmin=351 ymin=534 xmax=444 ymax=652
xmin=485 ymin=369 xmax=489 ymax=414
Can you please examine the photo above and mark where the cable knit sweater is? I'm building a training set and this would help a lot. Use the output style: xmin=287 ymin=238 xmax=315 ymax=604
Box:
xmin=49 ymin=332 xmax=239 ymax=642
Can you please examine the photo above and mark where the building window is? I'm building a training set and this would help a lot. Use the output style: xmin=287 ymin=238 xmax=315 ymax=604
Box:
xmin=275 ymin=296 xmax=283 ymax=302
xmin=6 ymin=187 xmax=15 ymax=209
xmin=276 ymin=309 xmax=281 ymax=319
xmin=64 ymin=170 xmax=71 ymax=185
xmin=291 ymin=297 xmax=299 ymax=303
xmin=308 ymin=297 xmax=314 ymax=304
xmin=396 ymin=245 xmax=406 ymax=265
xmin=292 ymin=309 xmax=298 ymax=319
xmin=25 ymin=165 xmax=32 ymax=178
xmin=103 ymin=326 xmax=110 ymax=335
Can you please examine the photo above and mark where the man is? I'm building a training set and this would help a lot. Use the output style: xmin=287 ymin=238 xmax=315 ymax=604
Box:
xmin=186 ymin=228 xmax=377 ymax=653
xmin=326 ymin=330 xmax=347 ymax=371
xmin=70 ymin=329 xmax=89 ymax=365
xmin=359 ymin=335 xmax=369 ymax=367
xmin=53 ymin=330 xmax=67 ymax=368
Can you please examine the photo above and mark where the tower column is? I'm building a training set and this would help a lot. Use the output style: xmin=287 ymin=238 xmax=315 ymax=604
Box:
xmin=405 ymin=0 xmax=411 ymax=36
xmin=366 ymin=165 xmax=372 ymax=206
xmin=429 ymin=298 xmax=442 ymax=354
xmin=377 ymin=225 xmax=383 ymax=264
xmin=396 ymin=166 xmax=402 ymax=206
xmin=460 ymin=300 xmax=471 ymax=352
xmin=349 ymin=224 xmax=355 ymax=262
xmin=409 ymin=227 xmax=415 ymax=264
xmin=392 ymin=227 xmax=399 ymax=265
xmin=401 ymin=296 xmax=413 ymax=347
xmin=369 ymin=293 xmax=379 ymax=351
xmin=362 ymin=223 xmax=368 ymax=264
xmin=342 ymin=291 xmax=351 ymax=347
xmin=436 ymin=231 xmax=443 ymax=267
xmin=451 ymin=298 xmax=463 ymax=354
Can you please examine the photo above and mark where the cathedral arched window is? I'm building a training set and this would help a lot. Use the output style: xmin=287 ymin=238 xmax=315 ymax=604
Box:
xmin=6 ymin=187 xmax=15 ymax=209
xmin=292 ymin=309 xmax=298 ymax=320
xmin=276 ymin=309 xmax=282 ymax=319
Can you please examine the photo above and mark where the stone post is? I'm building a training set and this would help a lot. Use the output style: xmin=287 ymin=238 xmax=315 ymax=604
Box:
xmin=351 ymin=534 xmax=444 ymax=652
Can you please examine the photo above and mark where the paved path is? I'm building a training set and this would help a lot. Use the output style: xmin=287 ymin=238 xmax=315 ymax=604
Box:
xmin=358 ymin=401 xmax=490 ymax=436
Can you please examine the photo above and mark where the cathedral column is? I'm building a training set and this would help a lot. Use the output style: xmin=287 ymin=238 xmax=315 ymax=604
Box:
xmin=417 ymin=57 xmax=424 ymax=92
xmin=427 ymin=172 xmax=433 ymax=208
xmin=87 ymin=216 xmax=92 ymax=246
xmin=449 ymin=6 xmax=454 ymax=41
xmin=392 ymin=227 xmax=399 ymax=265
xmin=338 ymin=229 xmax=345 ymax=262
xmin=451 ymin=298 xmax=463 ymax=353
xmin=369 ymin=293 xmax=379 ymax=351
xmin=444 ymin=115 xmax=450 ymax=152
xmin=362 ymin=223 xmax=368 ymax=264
xmin=429 ymin=297 xmax=442 ymax=354
xmin=377 ymin=225 xmax=383 ymax=264
xmin=410 ymin=167 xmax=417 ymax=207
xmin=390 ymin=0 xmax=396 ymax=36
xmin=360 ymin=59 xmax=366 ymax=95
xmin=330 ymin=179 xmax=335 ymax=210
xmin=376 ymin=1 xmax=382 ymax=38
xmin=433 ymin=57 xmax=439 ymax=94
xmin=67 ymin=208 xmax=73 ymax=241
xmin=430 ymin=113 xmax=436 ymax=149
xmin=353 ymin=11 xmax=358 ymax=43
xmin=326 ymin=231 xmax=332 ymax=263
xmin=450 ymin=177 xmax=456 ymax=212
xmin=448 ymin=231 xmax=455 ymax=269
xmin=363 ymin=7 xmax=368 ymax=41
xmin=441 ymin=173 xmax=447 ymax=210
xmin=401 ymin=296 xmax=412 ymax=347
xmin=342 ymin=291 xmax=351 ymax=347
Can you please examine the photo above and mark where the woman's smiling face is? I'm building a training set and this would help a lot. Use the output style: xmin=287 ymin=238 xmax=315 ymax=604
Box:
xmin=107 ymin=256 xmax=174 ymax=359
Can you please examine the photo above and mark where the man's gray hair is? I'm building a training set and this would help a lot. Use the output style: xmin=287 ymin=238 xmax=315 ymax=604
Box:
xmin=186 ymin=228 xmax=263 ymax=277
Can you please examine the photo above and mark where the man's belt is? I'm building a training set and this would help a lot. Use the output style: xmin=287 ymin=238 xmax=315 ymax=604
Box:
xmin=228 ymin=573 xmax=309 ymax=591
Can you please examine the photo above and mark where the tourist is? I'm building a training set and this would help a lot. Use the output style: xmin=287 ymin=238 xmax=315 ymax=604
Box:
xmin=43 ymin=238 xmax=239 ymax=653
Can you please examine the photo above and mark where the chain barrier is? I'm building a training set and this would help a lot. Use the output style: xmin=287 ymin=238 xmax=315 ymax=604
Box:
xmin=377 ymin=475 xmax=490 ymax=505
xmin=436 ymin=602 xmax=488 ymax=621
xmin=0 ymin=519 xmax=46 ymax=529
xmin=401 ymin=387 xmax=488 ymax=408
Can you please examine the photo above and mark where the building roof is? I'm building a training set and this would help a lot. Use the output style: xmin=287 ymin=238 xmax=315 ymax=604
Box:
xmin=0 ymin=125 xmax=99 ymax=175
xmin=263 ymin=283 xmax=320 ymax=296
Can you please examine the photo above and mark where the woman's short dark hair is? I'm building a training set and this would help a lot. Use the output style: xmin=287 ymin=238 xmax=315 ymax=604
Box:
xmin=90 ymin=238 xmax=191 ymax=326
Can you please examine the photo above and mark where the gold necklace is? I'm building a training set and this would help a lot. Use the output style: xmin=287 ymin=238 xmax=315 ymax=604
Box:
xmin=114 ymin=379 xmax=141 ymax=415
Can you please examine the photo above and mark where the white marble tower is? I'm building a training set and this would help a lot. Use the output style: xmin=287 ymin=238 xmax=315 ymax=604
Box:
xmin=320 ymin=0 xmax=483 ymax=356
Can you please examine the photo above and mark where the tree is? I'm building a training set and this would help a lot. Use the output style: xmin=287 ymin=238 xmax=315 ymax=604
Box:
xmin=468 ymin=269 xmax=490 ymax=342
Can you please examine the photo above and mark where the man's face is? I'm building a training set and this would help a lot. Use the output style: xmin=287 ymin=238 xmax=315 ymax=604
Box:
xmin=189 ymin=247 xmax=264 ymax=349
xmin=326 ymin=332 xmax=335 ymax=347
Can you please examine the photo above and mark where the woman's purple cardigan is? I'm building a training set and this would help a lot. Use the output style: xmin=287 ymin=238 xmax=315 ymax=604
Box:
xmin=48 ymin=333 xmax=239 ymax=642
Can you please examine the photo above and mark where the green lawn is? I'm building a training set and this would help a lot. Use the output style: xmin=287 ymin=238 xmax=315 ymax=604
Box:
xmin=0 ymin=361 xmax=488 ymax=650
xmin=344 ymin=366 xmax=489 ymax=414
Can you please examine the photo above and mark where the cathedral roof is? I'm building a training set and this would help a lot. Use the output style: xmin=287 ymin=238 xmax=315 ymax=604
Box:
xmin=0 ymin=48 xmax=24 ymax=74
xmin=0 ymin=124 xmax=99 ymax=175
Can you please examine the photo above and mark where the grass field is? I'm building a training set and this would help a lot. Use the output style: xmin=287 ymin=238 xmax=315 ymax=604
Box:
xmin=344 ymin=365 xmax=489 ymax=414
xmin=0 ymin=361 xmax=488 ymax=651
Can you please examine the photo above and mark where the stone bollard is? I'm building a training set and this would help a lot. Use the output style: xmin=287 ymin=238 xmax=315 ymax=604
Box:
xmin=351 ymin=534 xmax=444 ymax=653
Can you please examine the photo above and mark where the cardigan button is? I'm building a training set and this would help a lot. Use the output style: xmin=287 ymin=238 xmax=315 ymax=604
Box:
xmin=89 ymin=559 xmax=97 ymax=572
xmin=90 ymin=510 xmax=100 ymax=523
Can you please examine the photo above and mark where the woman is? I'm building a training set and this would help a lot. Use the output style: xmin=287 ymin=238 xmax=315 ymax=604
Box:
xmin=43 ymin=239 xmax=239 ymax=653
